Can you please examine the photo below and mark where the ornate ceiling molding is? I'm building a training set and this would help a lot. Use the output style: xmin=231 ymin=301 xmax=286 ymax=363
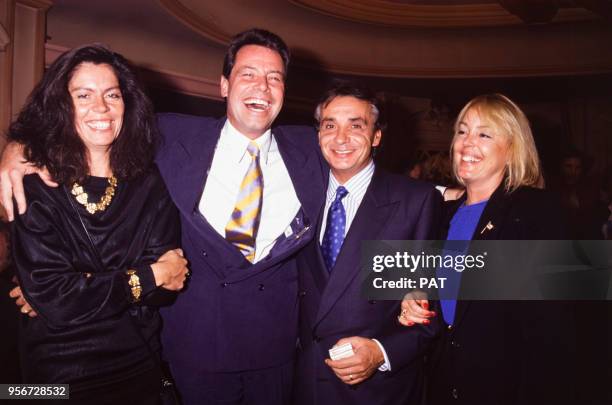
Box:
xmin=289 ymin=0 xmax=596 ymax=27
xmin=16 ymin=0 xmax=53 ymax=10
xmin=321 ymin=60 xmax=612 ymax=78
xmin=155 ymin=0 xmax=611 ymax=78
xmin=157 ymin=0 xmax=230 ymax=45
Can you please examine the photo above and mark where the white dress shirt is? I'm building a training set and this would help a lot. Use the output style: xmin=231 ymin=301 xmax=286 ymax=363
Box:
xmin=320 ymin=160 xmax=392 ymax=372
xmin=319 ymin=160 xmax=375 ymax=243
xmin=198 ymin=120 xmax=300 ymax=263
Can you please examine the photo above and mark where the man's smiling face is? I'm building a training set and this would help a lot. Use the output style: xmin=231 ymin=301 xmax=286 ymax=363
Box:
xmin=318 ymin=96 xmax=382 ymax=184
xmin=220 ymin=45 xmax=285 ymax=139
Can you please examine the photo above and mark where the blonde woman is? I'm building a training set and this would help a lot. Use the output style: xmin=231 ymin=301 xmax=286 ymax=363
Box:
xmin=399 ymin=94 xmax=575 ymax=405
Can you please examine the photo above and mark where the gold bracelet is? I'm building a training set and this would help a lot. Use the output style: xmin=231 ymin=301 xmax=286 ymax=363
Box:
xmin=126 ymin=269 xmax=142 ymax=302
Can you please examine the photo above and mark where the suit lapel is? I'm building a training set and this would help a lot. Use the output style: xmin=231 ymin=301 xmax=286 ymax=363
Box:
xmin=470 ymin=183 xmax=508 ymax=242
xmin=274 ymin=127 xmax=326 ymax=230
xmin=315 ymin=170 xmax=397 ymax=326
xmin=310 ymin=208 xmax=330 ymax=294
xmin=166 ymin=117 xmax=253 ymax=275
xmin=170 ymin=123 xmax=326 ymax=279
xmin=169 ymin=117 xmax=224 ymax=218
xmin=453 ymin=184 xmax=508 ymax=329
xmin=224 ymin=127 xmax=326 ymax=281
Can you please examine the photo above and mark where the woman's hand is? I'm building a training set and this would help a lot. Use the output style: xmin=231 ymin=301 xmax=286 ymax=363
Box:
xmin=398 ymin=291 xmax=435 ymax=326
xmin=9 ymin=285 xmax=38 ymax=318
xmin=151 ymin=249 xmax=189 ymax=291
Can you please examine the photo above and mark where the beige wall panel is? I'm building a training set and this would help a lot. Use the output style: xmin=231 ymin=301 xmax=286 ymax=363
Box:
xmin=0 ymin=0 xmax=14 ymax=142
xmin=12 ymin=3 xmax=37 ymax=116
xmin=1 ymin=0 xmax=49 ymax=148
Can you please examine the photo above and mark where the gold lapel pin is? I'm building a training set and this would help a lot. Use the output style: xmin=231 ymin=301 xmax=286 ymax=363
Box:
xmin=480 ymin=221 xmax=494 ymax=235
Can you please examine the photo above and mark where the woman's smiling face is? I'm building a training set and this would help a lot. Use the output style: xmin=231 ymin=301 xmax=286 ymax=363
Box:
xmin=453 ymin=107 xmax=510 ymax=194
xmin=69 ymin=62 xmax=124 ymax=154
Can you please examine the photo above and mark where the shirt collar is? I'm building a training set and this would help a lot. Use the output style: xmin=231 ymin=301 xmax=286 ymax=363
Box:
xmin=219 ymin=119 xmax=272 ymax=165
xmin=326 ymin=160 xmax=375 ymax=202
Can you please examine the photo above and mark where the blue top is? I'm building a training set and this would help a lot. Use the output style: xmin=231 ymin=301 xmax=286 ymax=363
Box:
xmin=438 ymin=200 xmax=488 ymax=325
xmin=448 ymin=200 xmax=488 ymax=241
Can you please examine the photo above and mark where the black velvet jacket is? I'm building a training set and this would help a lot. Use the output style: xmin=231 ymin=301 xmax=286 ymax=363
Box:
xmin=12 ymin=166 xmax=179 ymax=391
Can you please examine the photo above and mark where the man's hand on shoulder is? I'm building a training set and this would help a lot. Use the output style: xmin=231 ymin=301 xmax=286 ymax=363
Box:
xmin=0 ymin=142 xmax=56 ymax=220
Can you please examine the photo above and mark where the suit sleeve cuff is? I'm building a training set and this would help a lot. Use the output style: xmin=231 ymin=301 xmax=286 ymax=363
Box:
xmin=372 ymin=338 xmax=392 ymax=372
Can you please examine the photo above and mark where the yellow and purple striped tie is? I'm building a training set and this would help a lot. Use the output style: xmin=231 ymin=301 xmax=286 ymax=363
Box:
xmin=225 ymin=141 xmax=263 ymax=262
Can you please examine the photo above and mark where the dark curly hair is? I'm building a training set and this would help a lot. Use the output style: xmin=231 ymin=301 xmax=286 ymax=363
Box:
xmin=8 ymin=44 xmax=158 ymax=184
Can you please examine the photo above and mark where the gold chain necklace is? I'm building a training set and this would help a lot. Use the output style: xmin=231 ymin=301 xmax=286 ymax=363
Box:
xmin=71 ymin=176 xmax=118 ymax=214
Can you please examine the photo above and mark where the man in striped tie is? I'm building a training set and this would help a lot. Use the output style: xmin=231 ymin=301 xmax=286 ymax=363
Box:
xmin=294 ymin=82 xmax=441 ymax=405
xmin=153 ymin=29 xmax=326 ymax=405
xmin=0 ymin=29 xmax=326 ymax=405
xmin=152 ymin=29 xmax=324 ymax=405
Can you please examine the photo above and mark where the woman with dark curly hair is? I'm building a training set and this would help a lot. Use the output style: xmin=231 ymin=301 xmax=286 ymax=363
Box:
xmin=8 ymin=44 xmax=188 ymax=404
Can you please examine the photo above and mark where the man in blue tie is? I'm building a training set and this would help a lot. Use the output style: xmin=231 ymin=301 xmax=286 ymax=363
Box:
xmin=294 ymin=82 xmax=441 ymax=405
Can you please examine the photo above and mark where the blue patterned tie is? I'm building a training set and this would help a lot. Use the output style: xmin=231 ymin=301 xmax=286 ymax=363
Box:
xmin=321 ymin=186 xmax=349 ymax=272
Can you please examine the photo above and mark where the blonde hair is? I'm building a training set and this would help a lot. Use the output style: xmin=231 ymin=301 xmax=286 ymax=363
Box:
xmin=450 ymin=94 xmax=542 ymax=192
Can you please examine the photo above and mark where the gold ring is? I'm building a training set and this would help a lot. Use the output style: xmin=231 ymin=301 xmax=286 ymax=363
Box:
xmin=400 ymin=309 xmax=407 ymax=317
xmin=21 ymin=307 xmax=31 ymax=314
xmin=349 ymin=374 xmax=353 ymax=381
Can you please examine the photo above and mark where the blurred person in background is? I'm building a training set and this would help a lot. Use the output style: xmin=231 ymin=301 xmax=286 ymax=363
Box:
xmin=550 ymin=149 xmax=609 ymax=239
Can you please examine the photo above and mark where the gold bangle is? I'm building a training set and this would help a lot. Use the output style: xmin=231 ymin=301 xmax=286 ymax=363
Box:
xmin=126 ymin=269 xmax=142 ymax=302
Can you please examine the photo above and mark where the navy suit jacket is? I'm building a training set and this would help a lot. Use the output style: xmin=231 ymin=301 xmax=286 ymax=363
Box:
xmin=154 ymin=115 xmax=326 ymax=384
xmin=294 ymin=168 xmax=442 ymax=405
